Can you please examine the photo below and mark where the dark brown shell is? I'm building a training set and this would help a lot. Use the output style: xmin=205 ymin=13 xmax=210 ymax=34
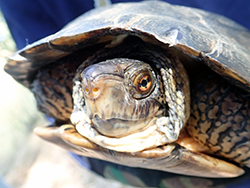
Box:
xmin=5 ymin=1 xmax=250 ymax=92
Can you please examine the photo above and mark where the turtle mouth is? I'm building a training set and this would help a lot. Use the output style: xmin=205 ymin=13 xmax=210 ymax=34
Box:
xmin=71 ymin=106 xmax=170 ymax=152
xmin=91 ymin=114 xmax=156 ymax=137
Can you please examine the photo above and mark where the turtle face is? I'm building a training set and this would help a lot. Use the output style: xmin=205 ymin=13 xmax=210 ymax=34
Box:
xmin=80 ymin=59 xmax=165 ymax=137
xmin=70 ymin=44 xmax=190 ymax=153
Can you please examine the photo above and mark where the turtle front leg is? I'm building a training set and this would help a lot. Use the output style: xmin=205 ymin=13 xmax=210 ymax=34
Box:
xmin=34 ymin=124 xmax=244 ymax=178
xmin=188 ymin=71 xmax=250 ymax=166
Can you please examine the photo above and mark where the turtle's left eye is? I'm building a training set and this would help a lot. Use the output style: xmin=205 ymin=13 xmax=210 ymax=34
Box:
xmin=131 ymin=70 xmax=155 ymax=99
xmin=138 ymin=75 xmax=152 ymax=92
xmin=124 ymin=62 xmax=156 ymax=99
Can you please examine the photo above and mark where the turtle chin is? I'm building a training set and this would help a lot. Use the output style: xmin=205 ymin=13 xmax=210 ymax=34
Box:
xmin=91 ymin=114 xmax=155 ymax=137
xmin=71 ymin=105 xmax=170 ymax=152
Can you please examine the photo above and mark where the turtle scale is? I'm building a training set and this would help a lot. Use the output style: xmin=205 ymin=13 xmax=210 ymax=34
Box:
xmin=5 ymin=1 xmax=250 ymax=178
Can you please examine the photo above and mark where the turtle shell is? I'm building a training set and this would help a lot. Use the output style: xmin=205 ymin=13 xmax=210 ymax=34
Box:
xmin=5 ymin=1 xmax=250 ymax=178
xmin=5 ymin=1 xmax=250 ymax=90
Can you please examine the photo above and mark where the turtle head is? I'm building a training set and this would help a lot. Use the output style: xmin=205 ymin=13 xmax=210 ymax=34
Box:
xmin=70 ymin=53 xmax=190 ymax=152
xmin=73 ymin=58 xmax=165 ymax=137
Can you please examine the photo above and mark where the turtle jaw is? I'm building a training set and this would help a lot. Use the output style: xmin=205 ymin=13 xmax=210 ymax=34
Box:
xmin=72 ymin=106 xmax=168 ymax=152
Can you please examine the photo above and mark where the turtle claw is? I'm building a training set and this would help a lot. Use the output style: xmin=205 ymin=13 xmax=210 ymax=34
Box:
xmin=177 ymin=148 xmax=244 ymax=178
xmin=133 ymin=144 xmax=244 ymax=178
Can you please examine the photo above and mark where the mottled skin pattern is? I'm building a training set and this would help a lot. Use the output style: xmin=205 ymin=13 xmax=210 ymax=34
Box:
xmin=188 ymin=72 xmax=250 ymax=166
xmin=32 ymin=55 xmax=77 ymax=122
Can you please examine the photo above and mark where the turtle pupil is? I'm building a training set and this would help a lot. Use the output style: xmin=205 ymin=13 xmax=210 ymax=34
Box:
xmin=138 ymin=75 xmax=152 ymax=92
xmin=141 ymin=79 xmax=148 ymax=88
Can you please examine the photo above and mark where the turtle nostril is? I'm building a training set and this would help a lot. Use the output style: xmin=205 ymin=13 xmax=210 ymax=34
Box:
xmin=92 ymin=87 xmax=99 ymax=93
xmin=84 ymin=88 xmax=89 ymax=93
xmin=83 ymin=87 xmax=100 ymax=98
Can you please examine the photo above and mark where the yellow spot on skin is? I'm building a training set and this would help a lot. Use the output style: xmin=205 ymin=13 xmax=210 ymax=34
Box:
xmin=198 ymin=103 xmax=207 ymax=112
xmin=208 ymin=105 xmax=219 ymax=120
xmin=201 ymin=114 xmax=206 ymax=121
xmin=215 ymin=121 xmax=221 ymax=127
xmin=200 ymin=120 xmax=211 ymax=134
xmin=229 ymin=131 xmax=236 ymax=137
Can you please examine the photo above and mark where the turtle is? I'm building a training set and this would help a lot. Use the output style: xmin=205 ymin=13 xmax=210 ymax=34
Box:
xmin=5 ymin=1 xmax=250 ymax=179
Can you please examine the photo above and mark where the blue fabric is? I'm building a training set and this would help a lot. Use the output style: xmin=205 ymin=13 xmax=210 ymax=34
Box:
xmin=70 ymin=153 xmax=91 ymax=169
xmin=0 ymin=0 xmax=94 ymax=49
xmin=0 ymin=0 xmax=249 ymax=49
xmin=1 ymin=0 xmax=250 ymax=187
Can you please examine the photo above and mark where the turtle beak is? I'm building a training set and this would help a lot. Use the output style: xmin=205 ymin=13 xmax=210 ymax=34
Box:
xmin=81 ymin=67 xmax=124 ymax=121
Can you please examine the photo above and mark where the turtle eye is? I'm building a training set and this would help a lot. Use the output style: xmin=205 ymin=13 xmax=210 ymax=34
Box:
xmin=131 ymin=71 xmax=155 ymax=99
xmin=124 ymin=62 xmax=156 ymax=99
xmin=138 ymin=75 xmax=152 ymax=92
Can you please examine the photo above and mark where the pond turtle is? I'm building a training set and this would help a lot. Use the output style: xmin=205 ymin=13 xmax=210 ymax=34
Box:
xmin=5 ymin=1 xmax=250 ymax=178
